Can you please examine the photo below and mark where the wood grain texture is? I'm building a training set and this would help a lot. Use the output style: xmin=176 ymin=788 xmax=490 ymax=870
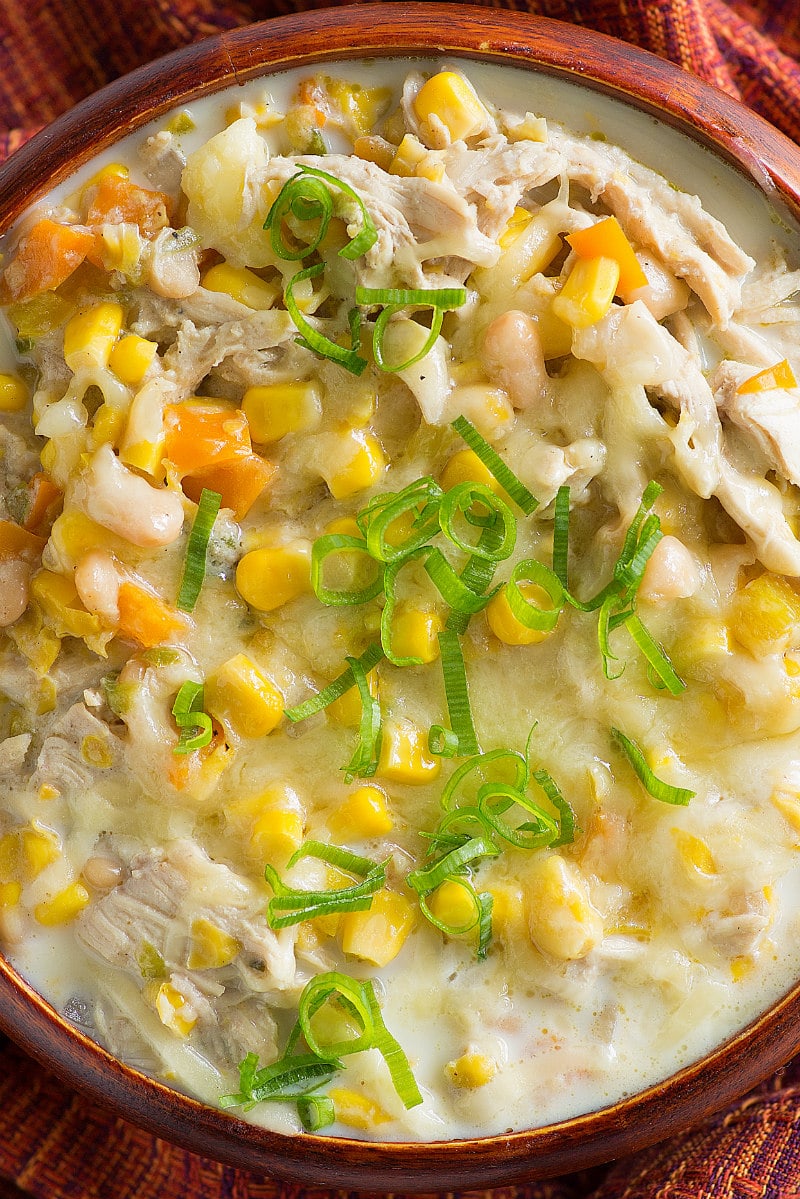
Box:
xmin=1 ymin=3 xmax=800 ymax=1189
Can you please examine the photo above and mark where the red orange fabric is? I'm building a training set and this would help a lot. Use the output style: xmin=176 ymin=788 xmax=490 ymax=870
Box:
xmin=2 ymin=1 xmax=800 ymax=1196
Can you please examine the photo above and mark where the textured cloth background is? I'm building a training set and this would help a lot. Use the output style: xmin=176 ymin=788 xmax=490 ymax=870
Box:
xmin=2 ymin=0 xmax=800 ymax=1195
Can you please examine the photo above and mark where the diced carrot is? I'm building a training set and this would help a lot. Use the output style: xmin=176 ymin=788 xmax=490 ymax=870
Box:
xmin=22 ymin=473 xmax=63 ymax=534
xmin=164 ymin=400 xmax=253 ymax=478
xmin=117 ymin=581 xmax=187 ymax=648
xmin=85 ymin=175 xmax=172 ymax=238
xmin=0 ymin=519 xmax=45 ymax=563
xmin=181 ymin=454 xmax=276 ymax=520
xmin=0 ymin=220 xmax=96 ymax=303
xmin=566 ymin=216 xmax=648 ymax=294
xmin=736 ymin=358 xmax=797 ymax=395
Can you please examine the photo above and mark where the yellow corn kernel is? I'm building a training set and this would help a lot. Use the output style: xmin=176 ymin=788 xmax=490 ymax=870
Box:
xmin=452 ymin=384 xmax=515 ymax=440
xmin=341 ymin=888 xmax=415 ymax=966
xmin=250 ymin=807 xmax=304 ymax=864
xmin=525 ymin=854 xmax=603 ymax=961
xmin=20 ymin=824 xmax=61 ymax=879
xmin=486 ymin=584 xmax=554 ymax=647
xmin=772 ymin=790 xmax=800 ymax=838
xmin=81 ymin=735 xmax=114 ymax=769
xmin=440 ymin=448 xmax=499 ymax=494
xmin=328 ymin=1086 xmax=390 ymax=1130
xmin=325 ymin=516 xmax=362 ymax=538
xmin=487 ymin=881 xmax=526 ymax=941
xmin=322 ymin=428 xmax=386 ymax=500
xmin=205 ymin=653 xmax=283 ymax=739
xmin=675 ymin=620 xmax=731 ymax=673
xmin=552 ymin=256 xmax=620 ymax=329
xmin=38 ymin=783 xmax=60 ymax=801
xmin=378 ymin=720 xmax=441 ymax=785
xmin=449 ymin=357 xmax=486 ymax=387
xmin=97 ymin=222 xmax=142 ymax=275
xmin=63 ymin=302 xmax=124 ymax=372
xmin=83 ymin=162 xmax=129 ymax=192
xmin=235 ymin=542 xmax=311 ymax=612
xmin=0 ymin=833 xmax=18 ymax=882
xmin=389 ymin=133 xmax=427 ymax=177
xmin=48 ymin=509 xmax=127 ymax=567
xmin=0 ymin=373 xmax=28 ymax=412
xmin=242 ymin=381 xmax=322 ymax=443
xmin=201 ymin=262 xmax=279 ymax=311
xmin=499 ymin=207 xmax=534 ymax=250
xmin=109 ymin=333 xmax=158 ymax=386
xmin=731 ymin=955 xmax=755 ymax=982
xmin=30 ymin=570 xmax=103 ymax=640
xmin=730 ymin=572 xmax=800 ymax=658
xmin=413 ymin=71 xmax=488 ymax=142
xmin=34 ymin=881 xmax=90 ymax=926
xmin=90 ymin=402 xmax=127 ymax=448
xmin=389 ymin=607 xmax=443 ymax=664
xmin=187 ymin=917 xmax=240 ymax=969
xmin=0 ymin=882 xmax=21 ymax=908
xmin=445 ymin=1051 xmax=496 ymax=1089
xmin=672 ymin=828 xmax=716 ymax=877
xmin=154 ymin=981 xmax=197 ymax=1036
xmin=327 ymin=667 xmax=378 ymax=727
xmin=329 ymin=784 xmax=393 ymax=840
xmin=427 ymin=878 xmax=478 ymax=932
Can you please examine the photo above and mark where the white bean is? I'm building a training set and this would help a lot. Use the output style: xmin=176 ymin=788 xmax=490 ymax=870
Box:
xmin=74 ymin=549 xmax=121 ymax=624
xmin=0 ymin=559 xmax=31 ymax=627
xmin=640 ymin=535 xmax=701 ymax=603
xmin=482 ymin=310 xmax=550 ymax=410
xmin=78 ymin=444 xmax=184 ymax=548
xmin=145 ymin=228 xmax=201 ymax=299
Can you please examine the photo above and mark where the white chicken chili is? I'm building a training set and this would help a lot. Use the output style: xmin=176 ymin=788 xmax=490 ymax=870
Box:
xmin=2 ymin=58 xmax=800 ymax=1141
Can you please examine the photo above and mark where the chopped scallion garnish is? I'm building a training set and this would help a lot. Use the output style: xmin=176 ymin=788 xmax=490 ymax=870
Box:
xmin=611 ymin=727 xmax=695 ymax=805
xmin=176 ymin=488 xmax=221 ymax=613
xmin=286 ymin=264 xmax=368 ymax=375
xmin=171 ymin=680 xmax=212 ymax=754
xmin=343 ymin=652 xmax=382 ymax=781
xmin=623 ymin=613 xmax=686 ymax=695
xmin=553 ymin=485 xmax=571 ymax=588
xmin=264 ymin=165 xmax=377 ymax=262
xmin=438 ymin=482 xmax=516 ymax=562
xmin=264 ymin=842 xmax=385 ymax=928
xmin=451 ymin=415 xmax=538 ymax=515
xmin=284 ymin=642 xmax=383 ymax=723
xmin=355 ymin=286 xmax=467 ymax=373
xmin=311 ymin=532 xmax=384 ymax=606
xmin=504 ymin=558 xmax=565 ymax=633
xmin=438 ymin=630 xmax=480 ymax=756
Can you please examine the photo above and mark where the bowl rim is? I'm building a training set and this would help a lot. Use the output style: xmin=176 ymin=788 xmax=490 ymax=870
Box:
xmin=2 ymin=3 xmax=800 ymax=1188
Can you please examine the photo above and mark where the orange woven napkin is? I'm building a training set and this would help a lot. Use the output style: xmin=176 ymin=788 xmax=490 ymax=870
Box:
xmin=3 ymin=2 xmax=800 ymax=1196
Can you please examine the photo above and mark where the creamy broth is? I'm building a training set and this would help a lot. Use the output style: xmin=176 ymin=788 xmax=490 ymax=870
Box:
xmin=2 ymin=58 xmax=800 ymax=1142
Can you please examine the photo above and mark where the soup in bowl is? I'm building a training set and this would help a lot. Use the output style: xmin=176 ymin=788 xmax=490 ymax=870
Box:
xmin=2 ymin=5 xmax=800 ymax=1187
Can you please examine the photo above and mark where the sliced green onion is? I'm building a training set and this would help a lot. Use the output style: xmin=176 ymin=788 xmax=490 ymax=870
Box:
xmin=361 ymin=476 xmax=443 ymax=563
xmin=477 ymin=891 xmax=493 ymax=960
xmin=438 ymin=482 xmax=516 ymax=561
xmin=428 ymin=725 xmax=459 ymax=758
xmin=311 ymin=533 xmax=384 ymax=606
xmin=440 ymin=747 xmax=528 ymax=813
xmin=264 ymin=165 xmax=377 ymax=262
xmin=438 ymin=629 xmax=479 ymax=756
xmin=424 ymin=547 xmax=499 ymax=616
xmin=598 ymin=592 xmax=626 ymax=681
xmin=284 ymin=642 xmax=383 ymax=724
xmin=477 ymin=781 xmax=559 ymax=849
xmin=624 ymin=613 xmax=686 ymax=695
xmin=380 ymin=548 xmax=432 ymax=667
xmin=611 ymin=727 xmax=695 ymax=805
xmin=355 ymin=286 xmax=467 ymax=374
xmin=286 ymin=264 xmax=368 ymax=375
xmin=176 ymin=488 xmax=221 ymax=612
xmin=422 ymin=805 xmax=497 ymax=854
xmin=220 ymin=1052 xmax=341 ymax=1110
xmin=531 ymin=767 xmax=577 ymax=847
xmin=444 ymin=518 xmax=505 ymax=634
xmin=451 ymin=415 xmax=538 ymax=515
xmin=343 ymin=653 xmax=382 ymax=782
xmin=171 ymin=680 xmax=212 ymax=754
xmin=298 ymin=971 xmax=376 ymax=1060
xmin=297 ymin=1093 xmax=336 ymax=1131
xmin=419 ymin=875 xmax=481 ymax=935
xmin=264 ymin=845 xmax=385 ymax=929
xmin=407 ymin=835 xmax=499 ymax=896
xmin=553 ymin=485 xmax=570 ymax=588
xmin=504 ymin=559 xmax=565 ymax=633
xmin=363 ymin=980 xmax=423 ymax=1109
xmin=298 ymin=165 xmax=378 ymax=260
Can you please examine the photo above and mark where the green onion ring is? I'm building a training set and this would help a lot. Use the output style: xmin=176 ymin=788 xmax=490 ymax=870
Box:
xmin=438 ymin=482 xmax=516 ymax=561
xmin=177 ymin=487 xmax=221 ymax=613
xmin=450 ymin=415 xmax=538 ymax=515
xmin=311 ymin=533 xmax=384 ymax=607
xmin=611 ymin=727 xmax=695 ymax=805
xmin=504 ymin=559 xmax=565 ymax=632
xmin=285 ymin=264 xmax=368 ymax=375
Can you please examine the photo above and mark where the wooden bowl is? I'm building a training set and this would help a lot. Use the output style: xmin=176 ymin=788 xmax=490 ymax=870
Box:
xmin=2 ymin=5 xmax=800 ymax=1188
